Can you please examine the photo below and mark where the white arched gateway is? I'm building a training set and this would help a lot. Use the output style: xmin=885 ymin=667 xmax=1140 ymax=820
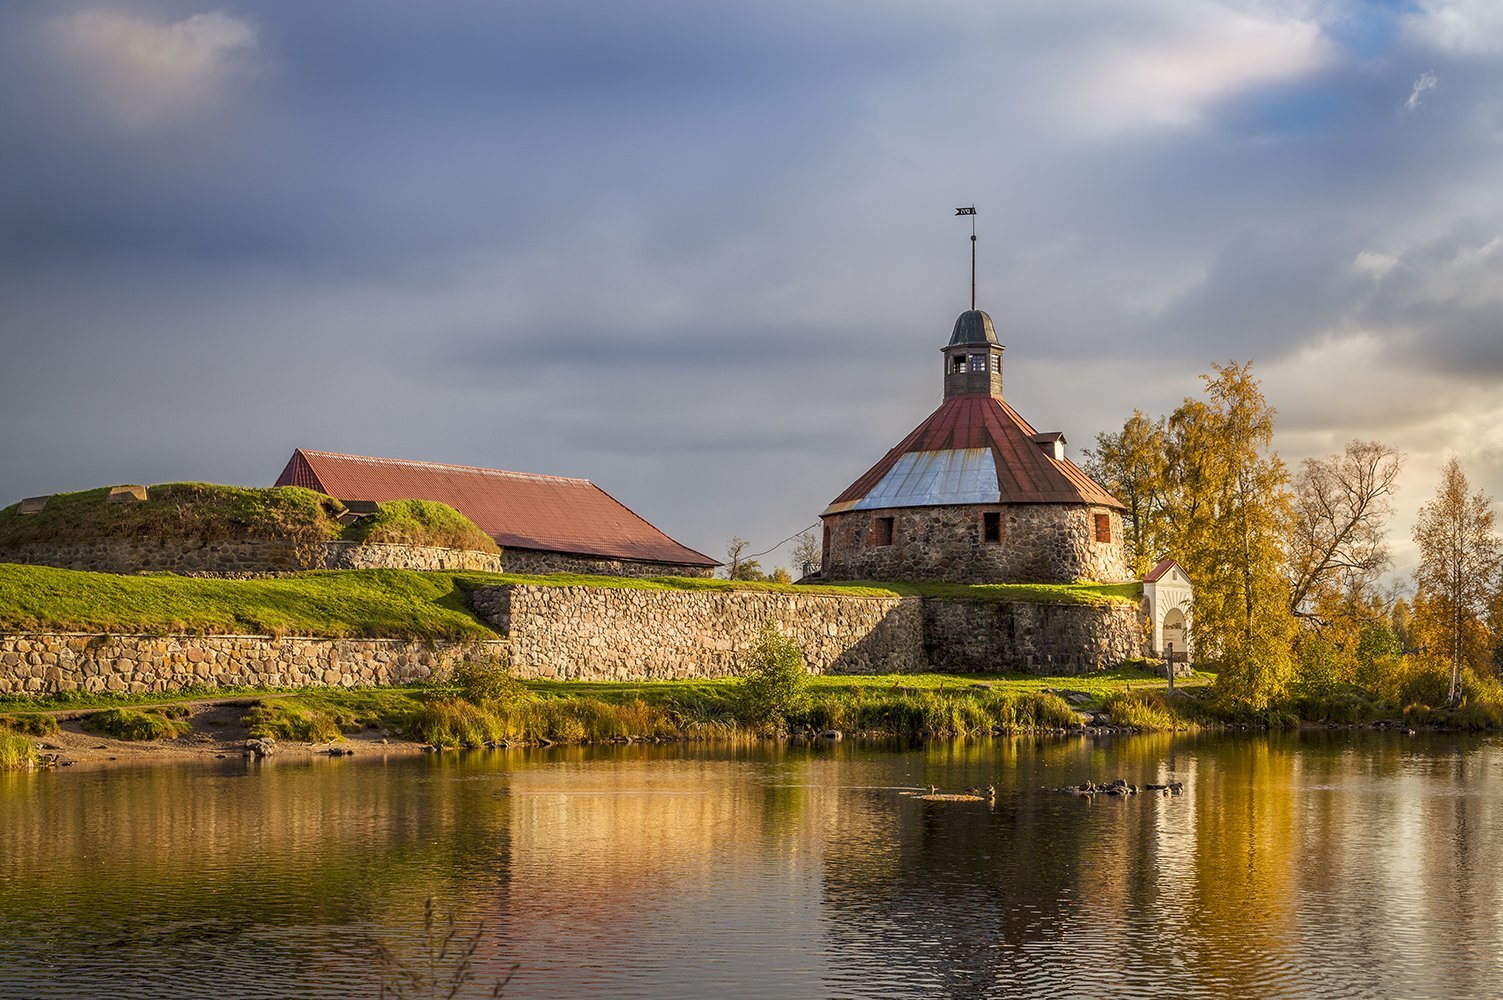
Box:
xmin=1142 ymin=558 xmax=1193 ymax=665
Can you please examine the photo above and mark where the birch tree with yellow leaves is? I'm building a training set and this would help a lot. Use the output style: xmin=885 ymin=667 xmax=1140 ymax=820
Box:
xmin=1412 ymin=458 xmax=1501 ymax=705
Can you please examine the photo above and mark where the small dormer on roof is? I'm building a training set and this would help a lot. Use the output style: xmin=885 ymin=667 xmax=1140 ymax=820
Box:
xmin=1031 ymin=432 xmax=1066 ymax=461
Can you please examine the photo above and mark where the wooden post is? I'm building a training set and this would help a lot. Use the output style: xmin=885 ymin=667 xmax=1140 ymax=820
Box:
xmin=1166 ymin=642 xmax=1175 ymax=694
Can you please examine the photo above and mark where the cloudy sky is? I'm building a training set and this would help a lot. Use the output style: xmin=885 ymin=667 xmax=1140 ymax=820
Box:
xmin=3 ymin=0 xmax=1502 ymax=577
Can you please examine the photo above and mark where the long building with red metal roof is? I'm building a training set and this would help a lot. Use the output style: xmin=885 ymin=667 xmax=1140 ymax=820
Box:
xmin=820 ymin=308 xmax=1130 ymax=584
xmin=276 ymin=449 xmax=717 ymax=577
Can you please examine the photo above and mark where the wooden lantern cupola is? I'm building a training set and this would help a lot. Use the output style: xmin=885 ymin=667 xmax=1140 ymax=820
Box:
xmin=942 ymin=309 xmax=1004 ymax=399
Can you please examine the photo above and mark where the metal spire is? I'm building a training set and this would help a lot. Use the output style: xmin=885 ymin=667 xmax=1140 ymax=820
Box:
xmin=955 ymin=205 xmax=977 ymax=310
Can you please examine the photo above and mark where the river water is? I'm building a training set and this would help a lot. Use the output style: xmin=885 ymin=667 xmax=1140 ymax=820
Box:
xmin=2 ymin=732 xmax=1500 ymax=999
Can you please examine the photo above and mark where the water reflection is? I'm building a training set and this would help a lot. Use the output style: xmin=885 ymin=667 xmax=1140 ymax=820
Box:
xmin=1 ymin=734 xmax=1501 ymax=998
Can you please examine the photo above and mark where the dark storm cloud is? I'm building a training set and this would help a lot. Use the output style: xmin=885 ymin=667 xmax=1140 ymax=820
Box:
xmin=5 ymin=0 xmax=1503 ymax=564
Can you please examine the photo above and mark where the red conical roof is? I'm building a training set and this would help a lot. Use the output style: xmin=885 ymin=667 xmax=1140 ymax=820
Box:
xmin=824 ymin=395 xmax=1124 ymax=513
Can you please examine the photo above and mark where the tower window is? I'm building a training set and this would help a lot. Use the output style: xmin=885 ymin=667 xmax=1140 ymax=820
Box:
xmin=873 ymin=516 xmax=895 ymax=546
xmin=950 ymin=356 xmax=967 ymax=374
xmin=970 ymin=354 xmax=987 ymax=372
xmin=982 ymin=512 xmax=1001 ymax=544
xmin=1094 ymin=513 xmax=1112 ymax=543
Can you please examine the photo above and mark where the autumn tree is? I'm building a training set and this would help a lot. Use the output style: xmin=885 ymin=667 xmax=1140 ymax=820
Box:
xmin=1176 ymin=363 xmax=1297 ymax=707
xmin=1411 ymin=458 xmax=1502 ymax=704
xmin=1287 ymin=440 xmax=1402 ymax=622
xmin=724 ymin=536 xmax=766 ymax=581
xmin=1085 ymin=410 xmax=1169 ymax=576
xmin=1095 ymin=362 xmax=1296 ymax=707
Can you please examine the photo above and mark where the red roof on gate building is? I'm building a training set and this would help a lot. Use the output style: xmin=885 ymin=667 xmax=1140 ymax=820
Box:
xmin=276 ymin=449 xmax=717 ymax=568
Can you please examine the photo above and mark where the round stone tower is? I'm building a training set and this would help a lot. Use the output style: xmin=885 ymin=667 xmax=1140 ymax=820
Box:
xmin=819 ymin=308 xmax=1129 ymax=584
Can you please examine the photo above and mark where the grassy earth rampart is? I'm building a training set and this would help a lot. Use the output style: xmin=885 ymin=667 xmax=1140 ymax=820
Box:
xmin=0 ymin=484 xmax=499 ymax=554
xmin=0 ymin=563 xmax=1137 ymax=640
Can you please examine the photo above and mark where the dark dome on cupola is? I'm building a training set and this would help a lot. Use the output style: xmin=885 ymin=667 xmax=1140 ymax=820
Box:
xmin=948 ymin=309 xmax=999 ymax=347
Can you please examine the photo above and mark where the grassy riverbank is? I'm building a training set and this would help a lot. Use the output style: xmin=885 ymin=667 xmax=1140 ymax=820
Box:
xmin=0 ymin=665 xmax=1204 ymax=762
xmin=8 ymin=660 xmax=1503 ymax=770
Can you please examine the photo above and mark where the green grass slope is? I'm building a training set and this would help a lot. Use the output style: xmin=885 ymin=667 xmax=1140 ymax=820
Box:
xmin=0 ymin=563 xmax=1143 ymax=641
xmin=0 ymin=483 xmax=343 ymax=547
xmin=0 ymin=564 xmax=496 ymax=640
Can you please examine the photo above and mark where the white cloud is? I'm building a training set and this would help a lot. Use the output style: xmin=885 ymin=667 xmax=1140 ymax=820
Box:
xmin=1352 ymin=249 xmax=1402 ymax=283
xmin=1406 ymin=0 xmax=1503 ymax=54
xmin=1056 ymin=5 xmax=1330 ymax=133
xmin=43 ymin=9 xmax=258 ymax=129
xmin=1403 ymin=236 xmax=1503 ymax=309
xmin=1403 ymin=71 xmax=1437 ymax=112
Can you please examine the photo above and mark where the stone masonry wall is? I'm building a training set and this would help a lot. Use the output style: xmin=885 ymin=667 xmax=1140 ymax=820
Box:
xmin=0 ymin=633 xmax=507 ymax=697
xmin=321 ymin=542 xmax=504 ymax=573
xmin=923 ymin=599 xmax=1146 ymax=673
xmin=0 ymin=591 xmax=1150 ymax=696
xmin=0 ymin=539 xmax=504 ymax=577
xmin=502 ymin=548 xmax=714 ymax=579
xmin=822 ymin=503 xmax=1128 ymax=584
xmin=470 ymin=585 xmax=924 ymax=680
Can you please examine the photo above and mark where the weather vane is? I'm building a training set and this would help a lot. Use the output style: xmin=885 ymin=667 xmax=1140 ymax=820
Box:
xmin=955 ymin=205 xmax=977 ymax=310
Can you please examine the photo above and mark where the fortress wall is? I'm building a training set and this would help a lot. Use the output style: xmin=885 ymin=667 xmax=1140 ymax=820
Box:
xmin=0 ymin=633 xmax=506 ymax=697
xmin=923 ymin=599 xmax=1146 ymax=673
xmin=0 ymin=591 xmax=1148 ymax=697
xmin=0 ymin=539 xmax=504 ymax=577
xmin=502 ymin=548 xmax=714 ymax=580
xmin=469 ymin=585 xmax=926 ymax=680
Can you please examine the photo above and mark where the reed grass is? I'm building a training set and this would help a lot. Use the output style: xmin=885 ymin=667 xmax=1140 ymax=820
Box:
xmin=243 ymin=701 xmax=347 ymax=742
xmin=406 ymin=683 xmax=1086 ymax=748
xmin=1100 ymin=689 xmax=1200 ymax=731
xmin=0 ymin=731 xmax=35 ymax=770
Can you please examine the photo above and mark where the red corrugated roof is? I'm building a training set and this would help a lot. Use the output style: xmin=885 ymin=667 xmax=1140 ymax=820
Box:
xmin=275 ymin=449 xmax=718 ymax=567
xmin=830 ymin=395 xmax=1125 ymax=509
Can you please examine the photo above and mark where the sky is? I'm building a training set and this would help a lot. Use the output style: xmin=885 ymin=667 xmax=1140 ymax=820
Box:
xmin=3 ymin=0 xmax=1502 ymax=579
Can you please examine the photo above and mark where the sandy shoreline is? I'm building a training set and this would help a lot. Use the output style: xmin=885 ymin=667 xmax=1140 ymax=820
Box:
xmin=24 ymin=699 xmax=431 ymax=771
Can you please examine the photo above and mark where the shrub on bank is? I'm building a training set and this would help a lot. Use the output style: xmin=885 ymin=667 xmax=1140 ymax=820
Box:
xmin=1374 ymin=657 xmax=1451 ymax=710
xmin=1435 ymin=700 xmax=1503 ymax=731
xmin=448 ymin=658 xmax=531 ymax=707
xmin=1287 ymin=690 xmax=1388 ymax=725
xmin=82 ymin=707 xmax=190 ymax=741
xmin=734 ymin=623 xmax=809 ymax=733
xmin=0 ymin=713 xmax=59 ymax=737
